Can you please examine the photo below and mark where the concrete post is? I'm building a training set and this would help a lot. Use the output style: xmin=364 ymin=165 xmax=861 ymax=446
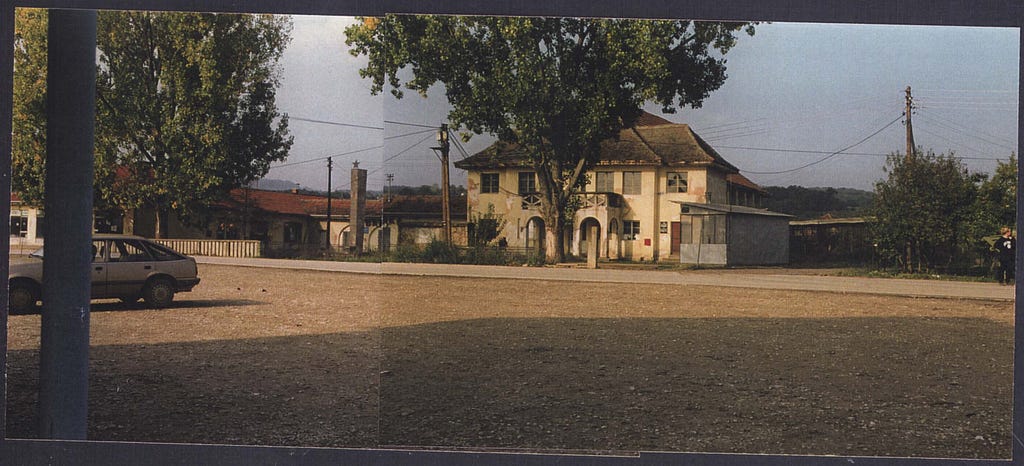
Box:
xmin=38 ymin=9 xmax=96 ymax=440
xmin=350 ymin=163 xmax=367 ymax=254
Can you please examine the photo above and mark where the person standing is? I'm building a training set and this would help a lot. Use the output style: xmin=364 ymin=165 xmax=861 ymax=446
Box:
xmin=995 ymin=226 xmax=1016 ymax=285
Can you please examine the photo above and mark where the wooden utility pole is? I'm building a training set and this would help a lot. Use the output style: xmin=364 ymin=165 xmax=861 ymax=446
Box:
xmin=905 ymin=86 xmax=916 ymax=160
xmin=436 ymin=124 xmax=453 ymax=246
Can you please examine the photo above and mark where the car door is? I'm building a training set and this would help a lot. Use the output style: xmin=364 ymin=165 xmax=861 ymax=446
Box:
xmin=91 ymin=239 xmax=108 ymax=298
xmin=104 ymin=239 xmax=155 ymax=298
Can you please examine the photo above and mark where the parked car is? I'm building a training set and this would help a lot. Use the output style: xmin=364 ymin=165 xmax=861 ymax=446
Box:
xmin=8 ymin=234 xmax=200 ymax=313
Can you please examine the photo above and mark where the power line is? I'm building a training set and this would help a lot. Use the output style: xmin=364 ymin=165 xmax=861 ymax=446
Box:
xmin=914 ymin=108 xmax=1017 ymax=149
xmin=384 ymin=120 xmax=438 ymax=129
xmin=267 ymin=145 xmax=383 ymax=170
xmin=288 ymin=116 xmax=384 ymax=131
xmin=741 ymin=113 xmax=905 ymax=175
xmin=718 ymin=144 xmax=1004 ymax=161
xmin=384 ymin=128 xmax=438 ymax=140
xmin=367 ymin=132 xmax=437 ymax=175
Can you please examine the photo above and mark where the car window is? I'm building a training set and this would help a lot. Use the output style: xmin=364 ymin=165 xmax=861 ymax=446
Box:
xmin=143 ymin=241 xmax=185 ymax=261
xmin=109 ymin=239 xmax=153 ymax=262
xmin=92 ymin=240 xmax=105 ymax=263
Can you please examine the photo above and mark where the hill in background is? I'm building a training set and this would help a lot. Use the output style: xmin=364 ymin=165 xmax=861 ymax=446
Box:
xmin=764 ymin=186 xmax=874 ymax=220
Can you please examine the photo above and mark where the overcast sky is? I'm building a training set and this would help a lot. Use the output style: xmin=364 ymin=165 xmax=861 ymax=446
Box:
xmin=267 ymin=16 xmax=1019 ymax=192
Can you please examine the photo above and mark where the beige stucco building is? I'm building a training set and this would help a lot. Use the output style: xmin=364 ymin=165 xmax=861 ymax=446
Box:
xmin=455 ymin=112 xmax=789 ymax=264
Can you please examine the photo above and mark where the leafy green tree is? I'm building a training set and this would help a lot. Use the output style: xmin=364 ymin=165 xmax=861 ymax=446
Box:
xmin=870 ymin=149 xmax=981 ymax=272
xmin=346 ymin=15 xmax=754 ymax=262
xmin=970 ymin=153 xmax=1017 ymax=238
xmin=12 ymin=8 xmax=49 ymax=204
xmin=13 ymin=10 xmax=293 ymax=238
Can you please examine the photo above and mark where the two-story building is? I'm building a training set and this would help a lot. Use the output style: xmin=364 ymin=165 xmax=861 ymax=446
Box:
xmin=455 ymin=112 xmax=790 ymax=265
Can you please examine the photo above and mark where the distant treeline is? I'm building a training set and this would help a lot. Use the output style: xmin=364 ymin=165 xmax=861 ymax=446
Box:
xmin=764 ymin=186 xmax=874 ymax=220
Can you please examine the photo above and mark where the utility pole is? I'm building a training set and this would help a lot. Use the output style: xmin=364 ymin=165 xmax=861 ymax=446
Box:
xmin=433 ymin=124 xmax=453 ymax=246
xmin=325 ymin=157 xmax=333 ymax=251
xmin=905 ymin=86 xmax=916 ymax=160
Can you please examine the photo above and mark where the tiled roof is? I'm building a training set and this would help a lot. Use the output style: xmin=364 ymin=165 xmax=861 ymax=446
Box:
xmin=726 ymin=173 xmax=766 ymax=193
xmin=218 ymin=189 xmax=464 ymax=218
xmin=218 ymin=189 xmax=383 ymax=217
xmin=455 ymin=111 xmax=739 ymax=173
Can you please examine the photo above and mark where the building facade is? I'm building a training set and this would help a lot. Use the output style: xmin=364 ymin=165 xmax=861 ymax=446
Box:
xmin=455 ymin=112 xmax=785 ymax=263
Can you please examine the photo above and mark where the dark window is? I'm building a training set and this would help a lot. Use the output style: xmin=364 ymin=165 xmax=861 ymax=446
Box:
xmin=518 ymin=172 xmax=536 ymax=194
xmin=10 ymin=216 xmax=27 ymax=237
xmin=143 ymin=241 xmax=186 ymax=261
xmin=668 ymin=172 xmax=688 ymax=193
xmin=284 ymin=222 xmax=303 ymax=244
xmin=110 ymin=239 xmax=153 ymax=262
xmin=481 ymin=173 xmax=500 ymax=193
xmin=623 ymin=221 xmax=641 ymax=240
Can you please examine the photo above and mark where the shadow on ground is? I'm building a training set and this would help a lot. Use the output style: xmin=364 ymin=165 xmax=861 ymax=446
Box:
xmin=5 ymin=317 xmax=1012 ymax=459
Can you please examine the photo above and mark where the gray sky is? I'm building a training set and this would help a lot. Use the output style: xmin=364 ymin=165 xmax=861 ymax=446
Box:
xmin=267 ymin=16 xmax=1019 ymax=192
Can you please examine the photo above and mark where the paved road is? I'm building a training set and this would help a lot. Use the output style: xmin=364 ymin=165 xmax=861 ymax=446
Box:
xmin=195 ymin=256 xmax=1017 ymax=301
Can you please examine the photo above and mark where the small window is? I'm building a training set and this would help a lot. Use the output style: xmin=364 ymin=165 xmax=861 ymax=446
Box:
xmin=518 ymin=172 xmax=536 ymax=195
xmin=284 ymin=222 xmax=303 ymax=244
xmin=594 ymin=172 xmax=614 ymax=192
xmin=622 ymin=171 xmax=642 ymax=195
xmin=623 ymin=221 xmax=641 ymax=240
xmin=481 ymin=173 xmax=500 ymax=193
xmin=668 ymin=172 xmax=688 ymax=193
xmin=110 ymin=239 xmax=153 ymax=262
xmin=144 ymin=241 xmax=186 ymax=261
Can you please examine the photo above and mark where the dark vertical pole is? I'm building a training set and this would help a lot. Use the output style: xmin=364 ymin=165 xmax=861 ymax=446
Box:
xmin=905 ymin=86 xmax=915 ymax=160
xmin=1013 ymin=29 xmax=1024 ymax=465
xmin=0 ymin=1 xmax=15 ymax=439
xmin=38 ymin=9 xmax=96 ymax=440
xmin=439 ymin=124 xmax=451 ymax=246
xmin=325 ymin=157 xmax=333 ymax=250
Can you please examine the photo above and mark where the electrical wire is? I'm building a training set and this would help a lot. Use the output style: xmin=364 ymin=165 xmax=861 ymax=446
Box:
xmin=741 ymin=113 xmax=905 ymax=175
xmin=288 ymin=116 xmax=384 ymax=130
xmin=266 ymin=145 xmax=383 ymax=170
xmin=367 ymin=132 xmax=437 ymax=175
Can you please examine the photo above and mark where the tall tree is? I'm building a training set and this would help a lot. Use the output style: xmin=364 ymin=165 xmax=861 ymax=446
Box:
xmin=346 ymin=15 xmax=754 ymax=261
xmin=13 ymin=10 xmax=294 ymax=238
xmin=12 ymin=8 xmax=49 ymax=204
xmin=870 ymin=149 xmax=980 ymax=272
xmin=970 ymin=153 xmax=1017 ymax=237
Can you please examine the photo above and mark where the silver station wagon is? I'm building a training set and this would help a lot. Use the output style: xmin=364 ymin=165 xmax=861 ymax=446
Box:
xmin=8 ymin=234 xmax=200 ymax=313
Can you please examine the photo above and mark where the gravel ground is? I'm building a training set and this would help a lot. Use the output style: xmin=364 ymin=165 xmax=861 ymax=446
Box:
xmin=4 ymin=264 xmax=1014 ymax=458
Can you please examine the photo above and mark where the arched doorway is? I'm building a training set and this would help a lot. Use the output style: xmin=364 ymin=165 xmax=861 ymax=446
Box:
xmin=525 ymin=216 xmax=546 ymax=256
xmin=579 ymin=217 xmax=601 ymax=259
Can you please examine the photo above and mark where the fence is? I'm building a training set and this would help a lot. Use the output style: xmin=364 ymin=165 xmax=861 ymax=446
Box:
xmin=155 ymin=239 xmax=262 ymax=258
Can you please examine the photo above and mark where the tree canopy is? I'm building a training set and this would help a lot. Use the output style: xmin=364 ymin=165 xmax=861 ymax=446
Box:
xmin=870 ymin=149 xmax=982 ymax=272
xmin=13 ymin=10 xmax=293 ymax=237
xmin=346 ymin=15 xmax=754 ymax=261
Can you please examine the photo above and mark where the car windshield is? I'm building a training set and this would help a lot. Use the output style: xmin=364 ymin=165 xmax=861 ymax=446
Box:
xmin=28 ymin=247 xmax=43 ymax=259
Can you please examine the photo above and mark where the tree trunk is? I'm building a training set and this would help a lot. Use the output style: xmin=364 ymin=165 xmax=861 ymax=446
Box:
xmin=545 ymin=218 xmax=565 ymax=263
xmin=154 ymin=208 xmax=163 ymax=239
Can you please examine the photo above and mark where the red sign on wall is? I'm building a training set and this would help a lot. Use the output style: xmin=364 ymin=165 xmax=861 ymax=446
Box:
xmin=644 ymin=238 xmax=651 ymax=246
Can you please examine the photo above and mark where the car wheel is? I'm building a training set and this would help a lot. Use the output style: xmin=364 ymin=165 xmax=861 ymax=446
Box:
xmin=142 ymin=278 xmax=175 ymax=308
xmin=9 ymin=281 xmax=38 ymax=314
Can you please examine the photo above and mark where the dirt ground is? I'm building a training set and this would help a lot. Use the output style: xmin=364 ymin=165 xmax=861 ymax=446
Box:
xmin=4 ymin=264 xmax=1014 ymax=458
